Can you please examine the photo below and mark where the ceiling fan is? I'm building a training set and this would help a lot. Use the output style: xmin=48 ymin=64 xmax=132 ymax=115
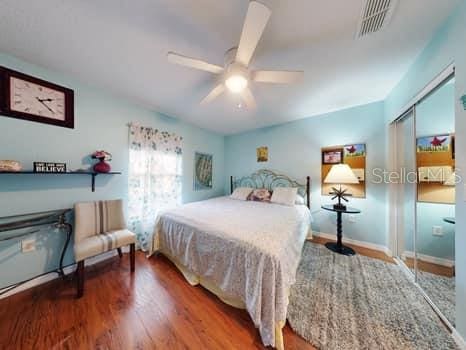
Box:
xmin=167 ymin=1 xmax=304 ymax=108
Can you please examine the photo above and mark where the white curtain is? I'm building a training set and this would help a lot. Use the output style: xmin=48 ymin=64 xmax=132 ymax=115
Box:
xmin=128 ymin=124 xmax=182 ymax=250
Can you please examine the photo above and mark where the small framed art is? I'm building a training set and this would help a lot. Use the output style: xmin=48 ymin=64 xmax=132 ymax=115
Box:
xmin=322 ymin=149 xmax=343 ymax=164
xmin=257 ymin=146 xmax=268 ymax=162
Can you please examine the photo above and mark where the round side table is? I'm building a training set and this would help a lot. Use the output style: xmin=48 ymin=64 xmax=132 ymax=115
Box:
xmin=321 ymin=204 xmax=361 ymax=256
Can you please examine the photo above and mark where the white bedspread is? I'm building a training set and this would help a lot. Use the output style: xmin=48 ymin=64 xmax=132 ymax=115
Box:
xmin=149 ymin=196 xmax=311 ymax=347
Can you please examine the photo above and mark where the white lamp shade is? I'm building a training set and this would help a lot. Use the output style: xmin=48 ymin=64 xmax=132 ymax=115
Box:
xmin=324 ymin=164 xmax=359 ymax=184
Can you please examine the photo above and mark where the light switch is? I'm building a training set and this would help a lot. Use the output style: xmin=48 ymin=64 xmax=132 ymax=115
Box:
xmin=432 ymin=226 xmax=443 ymax=237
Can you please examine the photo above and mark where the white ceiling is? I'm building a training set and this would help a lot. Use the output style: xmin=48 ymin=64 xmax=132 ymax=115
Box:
xmin=0 ymin=0 xmax=459 ymax=134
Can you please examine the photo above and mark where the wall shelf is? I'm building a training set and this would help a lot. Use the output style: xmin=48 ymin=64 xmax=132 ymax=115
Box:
xmin=0 ymin=171 xmax=121 ymax=192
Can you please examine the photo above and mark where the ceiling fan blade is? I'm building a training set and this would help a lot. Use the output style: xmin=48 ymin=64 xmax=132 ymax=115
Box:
xmin=253 ymin=70 xmax=304 ymax=84
xmin=236 ymin=1 xmax=271 ymax=66
xmin=241 ymin=87 xmax=256 ymax=109
xmin=167 ymin=52 xmax=224 ymax=74
xmin=200 ymin=84 xmax=225 ymax=105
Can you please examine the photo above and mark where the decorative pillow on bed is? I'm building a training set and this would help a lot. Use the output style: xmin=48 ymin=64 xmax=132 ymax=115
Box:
xmin=271 ymin=187 xmax=298 ymax=206
xmin=248 ymin=188 xmax=272 ymax=202
xmin=230 ymin=187 xmax=254 ymax=200
xmin=295 ymin=194 xmax=305 ymax=205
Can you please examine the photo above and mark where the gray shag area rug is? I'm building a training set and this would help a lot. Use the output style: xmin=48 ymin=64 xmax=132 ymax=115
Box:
xmin=418 ymin=271 xmax=455 ymax=326
xmin=287 ymin=243 xmax=458 ymax=350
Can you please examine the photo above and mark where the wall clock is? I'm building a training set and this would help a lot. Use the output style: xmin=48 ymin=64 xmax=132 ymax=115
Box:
xmin=0 ymin=66 xmax=74 ymax=128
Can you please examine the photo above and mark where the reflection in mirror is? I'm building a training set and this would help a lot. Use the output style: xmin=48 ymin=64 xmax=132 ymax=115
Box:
xmin=416 ymin=134 xmax=455 ymax=204
xmin=321 ymin=144 xmax=366 ymax=198
xmin=416 ymin=77 xmax=455 ymax=327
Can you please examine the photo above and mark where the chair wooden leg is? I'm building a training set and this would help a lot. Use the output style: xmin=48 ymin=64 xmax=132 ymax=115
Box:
xmin=130 ymin=243 xmax=135 ymax=273
xmin=76 ymin=260 xmax=85 ymax=298
xmin=117 ymin=247 xmax=123 ymax=258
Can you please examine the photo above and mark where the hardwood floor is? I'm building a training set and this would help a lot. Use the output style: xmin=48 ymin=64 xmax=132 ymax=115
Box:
xmin=311 ymin=236 xmax=454 ymax=277
xmin=310 ymin=236 xmax=395 ymax=263
xmin=0 ymin=252 xmax=315 ymax=350
xmin=0 ymin=240 xmax=394 ymax=350
xmin=404 ymin=257 xmax=455 ymax=277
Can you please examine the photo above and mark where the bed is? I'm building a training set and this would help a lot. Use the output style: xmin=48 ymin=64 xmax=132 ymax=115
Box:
xmin=149 ymin=170 xmax=311 ymax=349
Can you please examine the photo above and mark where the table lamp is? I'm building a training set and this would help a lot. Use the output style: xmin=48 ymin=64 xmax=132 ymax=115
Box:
xmin=324 ymin=164 xmax=359 ymax=210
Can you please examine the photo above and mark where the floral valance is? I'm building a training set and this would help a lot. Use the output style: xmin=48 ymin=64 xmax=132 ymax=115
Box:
xmin=129 ymin=124 xmax=182 ymax=155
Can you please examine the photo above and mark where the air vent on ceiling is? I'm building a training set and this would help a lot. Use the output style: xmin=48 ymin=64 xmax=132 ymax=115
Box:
xmin=357 ymin=0 xmax=398 ymax=38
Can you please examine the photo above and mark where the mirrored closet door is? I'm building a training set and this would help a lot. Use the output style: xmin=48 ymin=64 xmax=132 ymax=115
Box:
xmin=415 ymin=76 xmax=455 ymax=327
xmin=393 ymin=73 xmax=456 ymax=329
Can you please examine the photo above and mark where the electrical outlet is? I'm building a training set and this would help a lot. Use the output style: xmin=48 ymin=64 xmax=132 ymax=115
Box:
xmin=348 ymin=215 xmax=356 ymax=223
xmin=432 ymin=226 xmax=443 ymax=237
xmin=21 ymin=238 xmax=36 ymax=253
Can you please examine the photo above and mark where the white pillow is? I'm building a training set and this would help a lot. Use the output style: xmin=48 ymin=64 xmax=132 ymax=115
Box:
xmin=230 ymin=187 xmax=254 ymax=200
xmin=295 ymin=194 xmax=305 ymax=205
xmin=271 ymin=187 xmax=298 ymax=206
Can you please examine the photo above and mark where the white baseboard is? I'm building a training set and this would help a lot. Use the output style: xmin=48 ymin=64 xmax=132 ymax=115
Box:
xmin=0 ymin=247 xmax=129 ymax=300
xmin=453 ymin=329 xmax=466 ymax=350
xmin=310 ymin=231 xmax=393 ymax=257
xmin=402 ymin=251 xmax=454 ymax=268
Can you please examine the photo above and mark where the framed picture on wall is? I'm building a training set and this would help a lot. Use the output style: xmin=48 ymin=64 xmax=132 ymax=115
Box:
xmin=322 ymin=149 xmax=343 ymax=164
xmin=256 ymin=146 xmax=268 ymax=162
xmin=321 ymin=144 xmax=366 ymax=198
xmin=416 ymin=134 xmax=451 ymax=153
xmin=343 ymin=144 xmax=366 ymax=158
xmin=194 ymin=152 xmax=213 ymax=191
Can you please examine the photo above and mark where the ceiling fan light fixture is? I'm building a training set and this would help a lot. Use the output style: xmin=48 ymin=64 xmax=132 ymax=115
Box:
xmin=167 ymin=1 xmax=302 ymax=107
xmin=225 ymin=74 xmax=248 ymax=93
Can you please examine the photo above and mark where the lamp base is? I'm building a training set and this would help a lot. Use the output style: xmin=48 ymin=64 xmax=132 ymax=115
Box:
xmin=325 ymin=242 xmax=356 ymax=256
xmin=333 ymin=203 xmax=347 ymax=210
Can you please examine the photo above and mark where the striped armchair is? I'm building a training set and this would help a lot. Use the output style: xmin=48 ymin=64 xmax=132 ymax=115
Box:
xmin=74 ymin=199 xmax=136 ymax=297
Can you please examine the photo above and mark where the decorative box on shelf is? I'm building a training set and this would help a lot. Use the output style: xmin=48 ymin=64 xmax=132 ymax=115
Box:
xmin=33 ymin=162 xmax=67 ymax=173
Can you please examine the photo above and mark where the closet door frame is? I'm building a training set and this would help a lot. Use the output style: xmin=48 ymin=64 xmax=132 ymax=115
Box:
xmin=391 ymin=107 xmax=417 ymax=279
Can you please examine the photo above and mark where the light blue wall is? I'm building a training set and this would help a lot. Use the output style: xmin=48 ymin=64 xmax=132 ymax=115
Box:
xmin=225 ymin=102 xmax=387 ymax=247
xmin=1 ymin=2 xmax=466 ymax=339
xmin=416 ymin=81 xmax=455 ymax=261
xmin=384 ymin=1 xmax=466 ymax=338
xmin=0 ymin=52 xmax=225 ymax=288
xmin=417 ymin=204 xmax=455 ymax=259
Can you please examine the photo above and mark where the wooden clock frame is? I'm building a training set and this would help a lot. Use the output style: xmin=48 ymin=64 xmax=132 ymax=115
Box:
xmin=0 ymin=66 xmax=74 ymax=129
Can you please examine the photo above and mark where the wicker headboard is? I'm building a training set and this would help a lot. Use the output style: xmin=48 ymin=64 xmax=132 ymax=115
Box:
xmin=230 ymin=169 xmax=311 ymax=208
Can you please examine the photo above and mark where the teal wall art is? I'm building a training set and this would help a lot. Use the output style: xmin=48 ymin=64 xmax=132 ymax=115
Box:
xmin=194 ymin=152 xmax=213 ymax=191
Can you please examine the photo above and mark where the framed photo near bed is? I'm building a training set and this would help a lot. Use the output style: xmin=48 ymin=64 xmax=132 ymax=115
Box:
xmin=322 ymin=149 xmax=343 ymax=164
xmin=194 ymin=152 xmax=213 ymax=191
xmin=321 ymin=144 xmax=366 ymax=198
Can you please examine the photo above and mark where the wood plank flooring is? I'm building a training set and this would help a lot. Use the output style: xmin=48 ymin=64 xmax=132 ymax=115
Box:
xmin=404 ymin=257 xmax=455 ymax=277
xmin=0 ymin=241 xmax=394 ymax=350
xmin=310 ymin=236 xmax=395 ymax=263
xmin=0 ymin=252 xmax=315 ymax=350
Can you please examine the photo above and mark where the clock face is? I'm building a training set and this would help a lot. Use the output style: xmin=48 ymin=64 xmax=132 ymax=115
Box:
xmin=10 ymin=77 xmax=66 ymax=120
